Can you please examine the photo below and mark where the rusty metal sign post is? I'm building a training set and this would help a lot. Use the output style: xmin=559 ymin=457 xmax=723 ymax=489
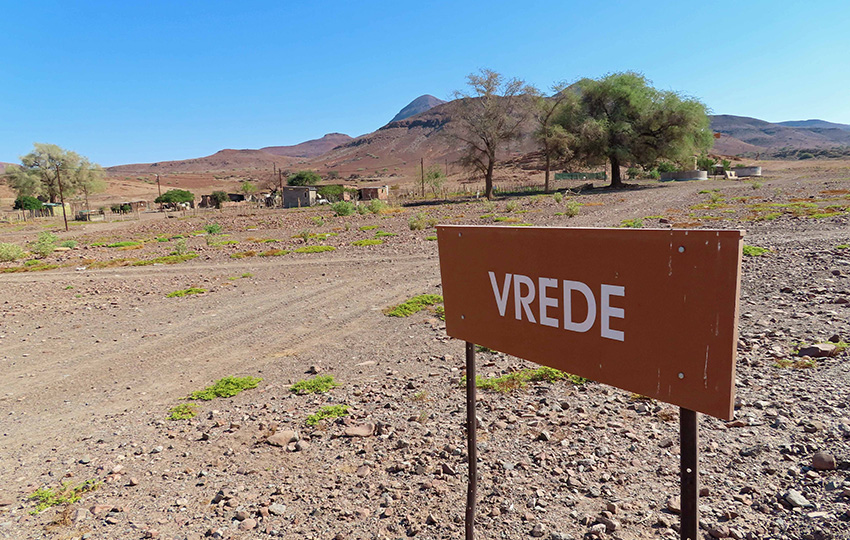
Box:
xmin=438 ymin=226 xmax=743 ymax=540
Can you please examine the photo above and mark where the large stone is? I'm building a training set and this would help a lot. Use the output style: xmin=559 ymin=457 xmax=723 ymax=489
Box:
xmin=267 ymin=430 xmax=299 ymax=447
xmin=812 ymin=451 xmax=837 ymax=471
xmin=784 ymin=489 xmax=812 ymax=508
xmin=798 ymin=343 xmax=837 ymax=358
xmin=344 ymin=423 xmax=375 ymax=437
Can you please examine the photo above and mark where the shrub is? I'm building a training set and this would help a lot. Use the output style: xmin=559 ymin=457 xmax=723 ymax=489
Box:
xmin=230 ymin=251 xmax=256 ymax=259
xmin=385 ymin=294 xmax=443 ymax=317
xmin=312 ymin=216 xmax=324 ymax=227
xmin=620 ymin=218 xmax=643 ymax=228
xmin=204 ymin=223 xmax=222 ymax=235
xmin=352 ymin=239 xmax=383 ymax=247
xmin=29 ymin=480 xmax=100 ymax=514
xmin=13 ymin=196 xmax=43 ymax=211
xmin=359 ymin=225 xmax=378 ymax=231
xmin=258 ymin=249 xmax=290 ymax=257
xmin=332 ymin=201 xmax=355 ymax=216
xmin=0 ymin=243 xmax=25 ymax=262
xmin=290 ymin=375 xmax=339 ymax=395
xmin=365 ymin=199 xmax=388 ymax=214
xmin=190 ymin=376 xmax=262 ymax=400
xmin=132 ymin=253 xmax=198 ymax=266
xmin=171 ymin=239 xmax=188 ymax=256
xmin=409 ymin=212 xmax=436 ymax=230
xmin=31 ymin=231 xmax=58 ymax=258
xmin=462 ymin=367 xmax=586 ymax=393
xmin=294 ymin=245 xmax=335 ymax=253
xmin=166 ymin=287 xmax=206 ymax=297
xmin=657 ymin=161 xmax=678 ymax=173
xmin=626 ymin=167 xmax=642 ymax=179
xmin=564 ymin=199 xmax=581 ymax=217
xmin=59 ymin=240 xmax=77 ymax=248
xmin=552 ymin=192 xmax=563 ymax=203
xmin=505 ymin=201 xmax=518 ymax=212
xmin=168 ymin=403 xmax=198 ymax=420
xmin=306 ymin=405 xmax=349 ymax=426
xmin=374 ymin=231 xmax=396 ymax=237
xmin=742 ymin=245 xmax=770 ymax=257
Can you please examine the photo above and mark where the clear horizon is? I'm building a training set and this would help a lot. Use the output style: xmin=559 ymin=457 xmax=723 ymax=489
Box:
xmin=2 ymin=0 xmax=848 ymax=167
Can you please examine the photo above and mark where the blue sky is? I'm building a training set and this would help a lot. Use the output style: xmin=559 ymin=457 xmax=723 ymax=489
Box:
xmin=2 ymin=0 xmax=848 ymax=166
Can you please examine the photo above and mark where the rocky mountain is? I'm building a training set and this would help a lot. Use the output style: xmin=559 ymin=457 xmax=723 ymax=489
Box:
xmin=389 ymin=95 xmax=447 ymax=123
xmin=261 ymin=133 xmax=353 ymax=158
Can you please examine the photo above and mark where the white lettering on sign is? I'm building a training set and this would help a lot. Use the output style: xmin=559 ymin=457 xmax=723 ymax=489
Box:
xmin=487 ymin=272 xmax=625 ymax=341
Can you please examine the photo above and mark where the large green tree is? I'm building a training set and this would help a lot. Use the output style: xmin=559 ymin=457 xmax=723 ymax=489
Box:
xmin=556 ymin=72 xmax=712 ymax=188
xmin=5 ymin=143 xmax=101 ymax=230
xmin=451 ymin=69 xmax=535 ymax=199
xmin=287 ymin=170 xmax=321 ymax=186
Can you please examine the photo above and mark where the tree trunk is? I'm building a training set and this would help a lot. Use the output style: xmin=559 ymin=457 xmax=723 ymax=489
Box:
xmin=485 ymin=159 xmax=495 ymax=200
xmin=609 ymin=156 xmax=623 ymax=188
xmin=544 ymin=153 xmax=551 ymax=194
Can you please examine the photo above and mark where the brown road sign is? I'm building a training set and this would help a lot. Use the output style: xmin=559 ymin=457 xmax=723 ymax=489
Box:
xmin=437 ymin=226 xmax=744 ymax=420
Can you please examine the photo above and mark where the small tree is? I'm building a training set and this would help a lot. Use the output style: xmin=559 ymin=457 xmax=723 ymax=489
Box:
xmin=424 ymin=165 xmax=446 ymax=197
xmin=209 ymin=191 xmax=229 ymax=209
xmin=556 ymin=72 xmax=712 ymax=188
xmin=534 ymin=82 xmax=577 ymax=193
xmin=71 ymin=158 xmax=106 ymax=213
xmin=451 ymin=69 xmax=536 ymax=199
xmin=287 ymin=170 xmax=321 ymax=186
xmin=155 ymin=189 xmax=195 ymax=206
xmin=240 ymin=181 xmax=257 ymax=197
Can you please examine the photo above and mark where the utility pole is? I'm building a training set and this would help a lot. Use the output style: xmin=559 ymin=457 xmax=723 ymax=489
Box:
xmin=445 ymin=159 xmax=448 ymax=177
xmin=279 ymin=170 xmax=283 ymax=207
xmin=56 ymin=165 xmax=69 ymax=232
xmin=421 ymin=157 xmax=425 ymax=198
xmin=156 ymin=174 xmax=163 ymax=211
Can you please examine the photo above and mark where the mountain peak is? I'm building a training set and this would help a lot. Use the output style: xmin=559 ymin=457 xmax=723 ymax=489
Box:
xmin=389 ymin=95 xmax=446 ymax=123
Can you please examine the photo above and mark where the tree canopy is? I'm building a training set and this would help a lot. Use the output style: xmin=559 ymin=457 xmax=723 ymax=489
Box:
xmin=155 ymin=189 xmax=195 ymax=205
xmin=209 ymin=191 xmax=229 ymax=209
xmin=13 ymin=195 xmax=43 ymax=211
xmin=287 ymin=170 xmax=321 ymax=186
xmin=451 ymin=69 xmax=536 ymax=199
xmin=556 ymin=72 xmax=712 ymax=188
xmin=6 ymin=143 xmax=104 ymax=203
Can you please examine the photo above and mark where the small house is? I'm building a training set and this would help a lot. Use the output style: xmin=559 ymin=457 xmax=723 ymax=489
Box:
xmin=358 ymin=185 xmax=389 ymax=201
xmin=283 ymin=186 xmax=317 ymax=208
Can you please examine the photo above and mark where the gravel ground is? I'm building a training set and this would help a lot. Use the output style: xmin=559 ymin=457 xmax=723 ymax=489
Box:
xmin=1 ymin=164 xmax=849 ymax=540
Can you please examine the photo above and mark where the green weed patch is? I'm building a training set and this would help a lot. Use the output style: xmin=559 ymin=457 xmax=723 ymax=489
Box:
xmin=290 ymin=375 xmax=339 ymax=395
xmin=306 ymin=404 xmax=349 ymax=426
xmin=189 ymin=376 xmax=262 ymax=400
xmin=385 ymin=294 xmax=443 ymax=317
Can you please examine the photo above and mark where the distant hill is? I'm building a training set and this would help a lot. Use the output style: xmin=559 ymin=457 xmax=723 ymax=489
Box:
xmin=389 ymin=95 xmax=446 ymax=123
xmin=261 ymin=133 xmax=353 ymax=158
xmin=105 ymin=103 xmax=850 ymax=177
xmin=0 ymin=162 xmax=13 ymax=174
xmin=709 ymin=115 xmax=850 ymax=154
xmin=777 ymin=119 xmax=850 ymax=131
xmin=107 ymin=149 xmax=293 ymax=175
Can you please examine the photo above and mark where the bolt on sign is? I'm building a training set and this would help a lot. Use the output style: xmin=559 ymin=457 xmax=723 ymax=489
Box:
xmin=437 ymin=226 xmax=744 ymax=420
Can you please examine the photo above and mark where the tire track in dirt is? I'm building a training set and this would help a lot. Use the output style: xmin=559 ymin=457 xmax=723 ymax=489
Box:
xmin=0 ymin=253 xmax=441 ymax=453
